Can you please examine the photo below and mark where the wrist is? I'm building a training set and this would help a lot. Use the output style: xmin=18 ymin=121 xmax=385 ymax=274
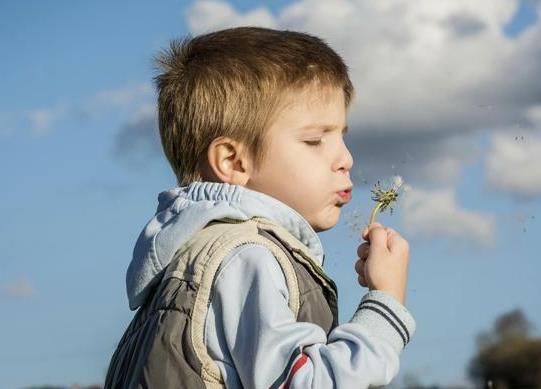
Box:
xmin=371 ymin=287 xmax=405 ymax=305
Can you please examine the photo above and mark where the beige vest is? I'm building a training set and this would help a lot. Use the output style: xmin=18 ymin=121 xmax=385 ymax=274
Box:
xmin=105 ymin=216 xmax=338 ymax=389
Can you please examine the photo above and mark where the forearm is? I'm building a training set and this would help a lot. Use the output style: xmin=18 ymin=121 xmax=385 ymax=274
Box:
xmin=205 ymin=244 xmax=416 ymax=388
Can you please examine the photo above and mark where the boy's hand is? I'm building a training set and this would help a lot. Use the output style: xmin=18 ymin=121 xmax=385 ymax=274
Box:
xmin=355 ymin=222 xmax=410 ymax=305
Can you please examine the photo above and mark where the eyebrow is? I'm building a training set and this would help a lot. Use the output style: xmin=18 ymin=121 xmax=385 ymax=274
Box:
xmin=299 ymin=124 xmax=349 ymax=134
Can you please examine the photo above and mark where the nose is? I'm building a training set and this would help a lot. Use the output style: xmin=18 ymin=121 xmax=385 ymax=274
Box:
xmin=333 ymin=138 xmax=354 ymax=174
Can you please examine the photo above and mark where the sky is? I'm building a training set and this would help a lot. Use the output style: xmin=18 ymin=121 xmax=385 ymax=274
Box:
xmin=1 ymin=0 xmax=540 ymax=388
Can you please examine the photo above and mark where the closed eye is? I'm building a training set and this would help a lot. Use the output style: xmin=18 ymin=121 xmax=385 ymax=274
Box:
xmin=305 ymin=139 xmax=324 ymax=147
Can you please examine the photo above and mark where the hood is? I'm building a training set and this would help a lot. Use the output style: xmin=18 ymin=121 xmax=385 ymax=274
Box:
xmin=126 ymin=181 xmax=325 ymax=310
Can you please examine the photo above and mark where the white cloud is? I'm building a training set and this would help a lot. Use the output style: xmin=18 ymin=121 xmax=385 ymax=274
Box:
xmin=3 ymin=83 xmax=154 ymax=137
xmin=526 ymin=104 xmax=541 ymax=126
xmin=113 ymin=105 xmax=160 ymax=165
xmin=93 ymin=83 xmax=153 ymax=109
xmin=485 ymin=130 xmax=541 ymax=198
xmin=81 ymin=83 xmax=154 ymax=121
xmin=271 ymin=0 xmax=535 ymax=136
xmin=187 ymin=0 xmax=276 ymax=35
xmin=400 ymin=185 xmax=496 ymax=246
xmin=2 ymin=277 xmax=36 ymax=299
xmin=184 ymin=0 xmax=541 ymax=195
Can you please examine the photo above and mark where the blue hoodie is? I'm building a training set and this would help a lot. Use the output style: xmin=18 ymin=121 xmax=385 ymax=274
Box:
xmin=126 ymin=181 xmax=416 ymax=388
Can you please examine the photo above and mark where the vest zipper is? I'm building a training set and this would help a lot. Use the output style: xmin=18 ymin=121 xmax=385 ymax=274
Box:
xmin=290 ymin=247 xmax=338 ymax=298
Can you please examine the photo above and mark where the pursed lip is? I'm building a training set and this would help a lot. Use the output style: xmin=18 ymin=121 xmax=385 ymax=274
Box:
xmin=336 ymin=186 xmax=353 ymax=203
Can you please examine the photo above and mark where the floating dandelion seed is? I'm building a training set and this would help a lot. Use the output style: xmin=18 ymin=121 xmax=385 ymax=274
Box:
xmin=345 ymin=206 xmax=366 ymax=239
xmin=369 ymin=175 xmax=404 ymax=224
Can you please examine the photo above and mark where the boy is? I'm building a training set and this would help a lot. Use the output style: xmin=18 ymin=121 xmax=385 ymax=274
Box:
xmin=105 ymin=26 xmax=415 ymax=388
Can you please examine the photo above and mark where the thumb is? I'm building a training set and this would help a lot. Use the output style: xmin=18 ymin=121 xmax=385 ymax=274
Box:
xmin=362 ymin=222 xmax=383 ymax=241
xmin=367 ymin=226 xmax=389 ymax=254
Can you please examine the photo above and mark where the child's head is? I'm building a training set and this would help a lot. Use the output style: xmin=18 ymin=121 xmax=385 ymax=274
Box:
xmin=155 ymin=26 xmax=355 ymax=231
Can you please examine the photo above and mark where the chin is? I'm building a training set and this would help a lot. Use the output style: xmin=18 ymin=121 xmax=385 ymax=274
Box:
xmin=312 ymin=217 xmax=339 ymax=233
xmin=313 ymin=225 xmax=333 ymax=233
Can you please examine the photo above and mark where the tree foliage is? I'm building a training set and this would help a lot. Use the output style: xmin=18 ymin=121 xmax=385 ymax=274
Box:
xmin=467 ymin=308 xmax=541 ymax=389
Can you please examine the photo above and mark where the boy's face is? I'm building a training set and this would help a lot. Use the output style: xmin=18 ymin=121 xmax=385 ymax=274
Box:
xmin=245 ymin=85 xmax=354 ymax=232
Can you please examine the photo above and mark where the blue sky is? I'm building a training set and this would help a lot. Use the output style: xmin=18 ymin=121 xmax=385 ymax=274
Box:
xmin=1 ymin=1 xmax=540 ymax=388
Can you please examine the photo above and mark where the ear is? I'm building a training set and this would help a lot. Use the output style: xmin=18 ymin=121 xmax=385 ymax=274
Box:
xmin=202 ymin=136 xmax=252 ymax=186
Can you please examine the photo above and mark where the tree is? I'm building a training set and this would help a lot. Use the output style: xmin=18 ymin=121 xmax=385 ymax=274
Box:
xmin=467 ymin=308 xmax=541 ymax=389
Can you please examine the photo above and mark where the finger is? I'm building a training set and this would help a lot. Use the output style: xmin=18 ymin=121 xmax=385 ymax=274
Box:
xmin=362 ymin=222 xmax=382 ymax=241
xmin=354 ymin=257 xmax=364 ymax=274
xmin=356 ymin=259 xmax=367 ymax=287
xmin=358 ymin=273 xmax=367 ymax=287
xmin=383 ymin=227 xmax=407 ymax=253
xmin=367 ymin=226 xmax=389 ymax=253
xmin=356 ymin=242 xmax=370 ymax=258
xmin=388 ymin=232 xmax=409 ymax=255
xmin=362 ymin=222 xmax=383 ymax=241
xmin=385 ymin=227 xmax=396 ymax=236
xmin=385 ymin=227 xmax=396 ymax=250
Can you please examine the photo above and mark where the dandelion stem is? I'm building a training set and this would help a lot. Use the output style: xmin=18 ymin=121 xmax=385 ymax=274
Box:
xmin=369 ymin=202 xmax=383 ymax=224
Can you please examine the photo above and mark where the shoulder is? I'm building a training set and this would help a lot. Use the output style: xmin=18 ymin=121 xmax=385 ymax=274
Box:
xmin=214 ymin=243 xmax=289 ymax=299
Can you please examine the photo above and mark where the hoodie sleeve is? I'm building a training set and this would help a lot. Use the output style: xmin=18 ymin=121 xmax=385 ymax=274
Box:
xmin=204 ymin=243 xmax=416 ymax=389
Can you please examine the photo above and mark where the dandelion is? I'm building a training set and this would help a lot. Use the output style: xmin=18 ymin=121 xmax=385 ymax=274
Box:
xmin=368 ymin=175 xmax=404 ymax=224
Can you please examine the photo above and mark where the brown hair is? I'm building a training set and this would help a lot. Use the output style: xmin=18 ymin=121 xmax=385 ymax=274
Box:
xmin=154 ymin=26 xmax=354 ymax=186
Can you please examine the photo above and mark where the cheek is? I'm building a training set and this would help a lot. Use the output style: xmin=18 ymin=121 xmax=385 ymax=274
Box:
xmin=260 ymin=143 xmax=327 ymax=200
xmin=266 ymin=145 xmax=305 ymax=175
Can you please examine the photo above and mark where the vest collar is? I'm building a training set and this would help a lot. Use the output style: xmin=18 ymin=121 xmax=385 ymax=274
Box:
xmin=173 ymin=181 xmax=325 ymax=266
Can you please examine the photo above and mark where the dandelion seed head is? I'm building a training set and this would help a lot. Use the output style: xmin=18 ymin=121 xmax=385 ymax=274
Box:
xmin=369 ymin=175 xmax=407 ymax=223
xmin=370 ymin=182 xmax=399 ymax=213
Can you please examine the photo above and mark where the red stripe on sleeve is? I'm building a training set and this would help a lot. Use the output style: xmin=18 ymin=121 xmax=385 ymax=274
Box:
xmin=283 ymin=353 xmax=309 ymax=389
